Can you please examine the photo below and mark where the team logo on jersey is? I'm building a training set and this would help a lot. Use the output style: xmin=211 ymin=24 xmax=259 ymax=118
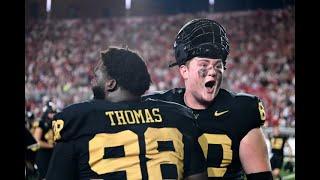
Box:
xmin=214 ymin=110 xmax=229 ymax=117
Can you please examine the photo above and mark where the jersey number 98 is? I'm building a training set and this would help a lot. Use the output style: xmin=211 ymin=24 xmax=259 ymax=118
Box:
xmin=89 ymin=128 xmax=184 ymax=179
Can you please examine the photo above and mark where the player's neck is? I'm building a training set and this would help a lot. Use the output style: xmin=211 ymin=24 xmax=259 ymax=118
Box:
xmin=183 ymin=91 xmax=210 ymax=110
xmin=107 ymin=89 xmax=140 ymax=103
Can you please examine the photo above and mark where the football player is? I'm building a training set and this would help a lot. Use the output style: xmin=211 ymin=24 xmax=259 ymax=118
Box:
xmin=46 ymin=47 xmax=207 ymax=180
xmin=143 ymin=19 xmax=272 ymax=179
xmin=33 ymin=101 xmax=57 ymax=179
xmin=270 ymin=124 xmax=292 ymax=180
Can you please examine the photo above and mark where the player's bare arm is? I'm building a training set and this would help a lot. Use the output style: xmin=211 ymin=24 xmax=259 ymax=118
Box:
xmin=34 ymin=127 xmax=54 ymax=149
xmin=239 ymin=127 xmax=271 ymax=173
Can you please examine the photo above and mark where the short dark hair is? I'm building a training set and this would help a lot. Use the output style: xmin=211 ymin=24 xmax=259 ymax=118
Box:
xmin=100 ymin=47 xmax=151 ymax=96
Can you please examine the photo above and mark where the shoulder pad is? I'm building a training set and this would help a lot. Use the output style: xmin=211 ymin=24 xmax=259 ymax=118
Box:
xmin=144 ymin=90 xmax=169 ymax=96
xmin=145 ymin=98 xmax=194 ymax=119
xmin=62 ymin=100 xmax=92 ymax=112
xmin=142 ymin=88 xmax=185 ymax=101
xmin=234 ymin=92 xmax=260 ymax=106
xmin=52 ymin=101 xmax=93 ymax=142
xmin=236 ymin=92 xmax=257 ymax=99
xmin=232 ymin=91 xmax=266 ymax=135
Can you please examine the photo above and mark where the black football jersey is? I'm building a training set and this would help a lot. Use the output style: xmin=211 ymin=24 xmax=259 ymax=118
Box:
xmin=143 ymin=88 xmax=266 ymax=179
xmin=46 ymin=99 xmax=206 ymax=180
xmin=270 ymin=135 xmax=288 ymax=156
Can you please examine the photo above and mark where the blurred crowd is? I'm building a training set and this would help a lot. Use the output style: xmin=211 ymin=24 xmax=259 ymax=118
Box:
xmin=25 ymin=7 xmax=294 ymax=127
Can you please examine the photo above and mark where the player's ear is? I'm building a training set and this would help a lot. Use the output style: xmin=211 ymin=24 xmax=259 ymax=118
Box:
xmin=179 ymin=65 xmax=189 ymax=80
xmin=105 ymin=79 xmax=117 ymax=92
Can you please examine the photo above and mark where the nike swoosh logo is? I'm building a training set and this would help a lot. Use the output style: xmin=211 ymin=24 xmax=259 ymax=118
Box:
xmin=214 ymin=110 xmax=229 ymax=116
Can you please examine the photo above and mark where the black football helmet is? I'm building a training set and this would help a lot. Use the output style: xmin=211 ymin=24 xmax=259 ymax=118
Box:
xmin=170 ymin=18 xmax=230 ymax=68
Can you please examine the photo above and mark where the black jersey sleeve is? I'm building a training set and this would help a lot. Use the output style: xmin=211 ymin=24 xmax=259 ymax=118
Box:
xmin=235 ymin=93 xmax=267 ymax=139
xmin=52 ymin=112 xmax=67 ymax=142
xmin=238 ymin=94 xmax=266 ymax=128
xmin=51 ymin=101 xmax=93 ymax=142
xmin=46 ymin=141 xmax=78 ymax=180
xmin=142 ymin=90 xmax=167 ymax=100
xmin=249 ymin=96 xmax=267 ymax=128
xmin=142 ymin=88 xmax=186 ymax=104
xmin=51 ymin=107 xmax=78 ymax=142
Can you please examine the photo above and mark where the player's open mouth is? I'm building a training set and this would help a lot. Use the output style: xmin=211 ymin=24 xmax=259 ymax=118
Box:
xmin=205 ymin=80 xmax=215 ymax=92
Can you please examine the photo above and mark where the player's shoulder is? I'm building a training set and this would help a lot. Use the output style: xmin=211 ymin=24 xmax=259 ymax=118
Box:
xmin=220 ymin=89 xmax=261 ymax=105
xmin=142 ymin=88 xmax=185 ymax=101
xmin=144 ymin=98 xmax=194 ymax=119
xmin=228 ymin=89 xmax=259 ymax=100
xmin=55 ymin=99 xmax=102 ymax=118
xmin=60 ymin=100 xmax=93 ymax=113
xmin=53 ymin=100 xmax=97 ymax=129
xmin=145 ymin=98 xmax=199 ymax=136
xmin=235 ymin=91 xmax=257 ymax=99
xmin=219 ymin=89 xmax=266 ymax=132
xmin=53 ymin=100 xmax=110 ymax=142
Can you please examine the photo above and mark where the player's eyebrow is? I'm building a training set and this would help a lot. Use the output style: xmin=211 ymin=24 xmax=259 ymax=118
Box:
xmin=197 ymin=59 xmax=222 ymax=65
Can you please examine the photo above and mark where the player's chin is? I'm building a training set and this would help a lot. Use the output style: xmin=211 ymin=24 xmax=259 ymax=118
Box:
xmin=202 ymin=91 xmax=215 ymax=102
